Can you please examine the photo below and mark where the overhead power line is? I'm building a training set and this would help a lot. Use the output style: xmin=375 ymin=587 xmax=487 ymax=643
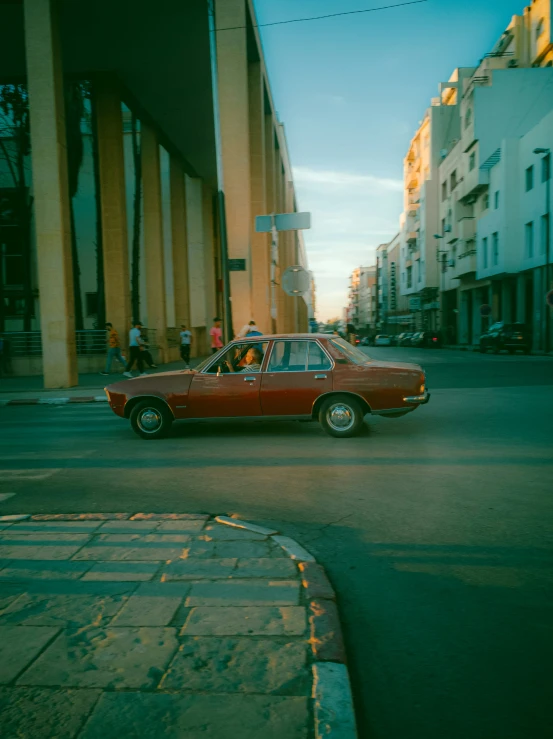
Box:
xmin=214 ymin=0 xmax=428 ymax=32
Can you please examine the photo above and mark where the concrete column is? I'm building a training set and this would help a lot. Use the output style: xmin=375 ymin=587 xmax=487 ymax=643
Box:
xmin=265 ymin=116 xmax=277 ymax=332
xmin=24 ymin=0 xmax=77 ymax=388
xmin=516 ymin=274 xmax=526 ymax=323
xmin=170 ymin=158 xmax=189 ymax=329
xmin=501 ymin=281 xmax=512 ymax=322
xmin=95 ymin=76 xmax=131 ymax=337
xmin=215 ymin=0 xmax=252 ymax=335
xmin=141 ymin=123 xmax=167 ymax=361
xmin=186 ymin=175 xmax=207 ymax=356
xmin=275 ymin=155 xmax=286 ymax=333
xmin=459 ymin=290 xmax=469 ymax=345
xmin=202 ymin=185 xmax=218 ymax=334
xmin=249 ymin=62 xmax=271 ymax=333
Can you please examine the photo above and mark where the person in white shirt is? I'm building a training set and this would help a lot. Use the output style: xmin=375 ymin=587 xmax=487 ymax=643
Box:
xmin=236 ymin=320 xmax=261 ymax=338
xmin=179 ymin=324 xmax=192 ymax=367
xmin=124 ymin=321 xmax=147 ymax=377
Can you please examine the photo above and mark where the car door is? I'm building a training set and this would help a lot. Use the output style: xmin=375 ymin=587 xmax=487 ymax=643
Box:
xmin=260 ymin=340 xmax=333 ymax=417
xmin=186 ymin=343 xmax=267 ymax=418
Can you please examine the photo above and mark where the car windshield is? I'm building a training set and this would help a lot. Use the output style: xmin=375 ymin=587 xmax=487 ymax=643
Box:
xmin=329 ymin=338 xmax=370 ymax=364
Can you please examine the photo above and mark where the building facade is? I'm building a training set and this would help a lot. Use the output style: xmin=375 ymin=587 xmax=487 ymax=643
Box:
xmin=0 ymin=0 xmax=311 ymax=387
xmin=376 ymin=234 xmax=410 ymax=335
xmin=346 ymin=266 xmax=376 ymax=332
xmin=398 ymin=0 xmax=553 ymax=349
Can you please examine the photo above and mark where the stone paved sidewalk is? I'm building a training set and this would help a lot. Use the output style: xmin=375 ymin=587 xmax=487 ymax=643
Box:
xmin=0 ymin=513 xmax=356 ymax=739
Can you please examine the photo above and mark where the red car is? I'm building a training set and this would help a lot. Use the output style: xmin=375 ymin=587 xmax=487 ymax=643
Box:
xmin=105 ymin=334 xmax=430 ymax=439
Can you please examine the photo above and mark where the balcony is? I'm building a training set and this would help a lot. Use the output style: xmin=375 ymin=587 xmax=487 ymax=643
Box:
xmin=458 ymin=217 xmax=475 ymax=242
xmin=406 ymin=232 xmax=417 ymax=244
xmin=455 ymin=248 xmax=477 ymax=276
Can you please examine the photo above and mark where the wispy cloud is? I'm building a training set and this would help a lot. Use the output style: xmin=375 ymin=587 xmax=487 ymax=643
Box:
xmin=293 ymin=166 xmax=402 ymax=192
xmin=292 ymin=165 xmax=402 ymax=320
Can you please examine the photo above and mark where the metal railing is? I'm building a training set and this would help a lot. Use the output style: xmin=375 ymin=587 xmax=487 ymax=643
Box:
xmin=1 ymin=328 xmax=159 ymax=357
xmin=0 ymin=331 xmax=42 ymax=357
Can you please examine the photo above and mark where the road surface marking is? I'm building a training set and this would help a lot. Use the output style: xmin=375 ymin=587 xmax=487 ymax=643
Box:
xmin=0 ymin=493 xmax=16 ymax=502
xmin=1 ymin=469 xmax=62 ymax=480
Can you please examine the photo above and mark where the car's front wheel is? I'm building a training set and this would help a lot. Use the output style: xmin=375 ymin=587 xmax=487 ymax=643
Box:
xmin=319 ymin=395 xmax=365 ymax=438
xmin=130 ymin=400 xmax=173 ymax=440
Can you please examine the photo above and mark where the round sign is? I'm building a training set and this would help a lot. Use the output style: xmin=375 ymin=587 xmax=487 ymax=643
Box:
xmin=480 ymin=304 xmax=492 ymax=317
xmin=546 ymin=290 xmax=553 ymax=307
xmin=282 ymin=265 xmax=310 ymax=297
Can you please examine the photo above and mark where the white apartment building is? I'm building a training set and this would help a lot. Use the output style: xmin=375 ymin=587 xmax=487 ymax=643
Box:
xmin=438 ymin=67 xmax=553 ymax=349
xmin=377 ymin=233 xmax=410 ymax=334
xmin=347 ymin=266 xmax=377 ymax=330
xmin=399 ymin=0 xmax=553 ymax=346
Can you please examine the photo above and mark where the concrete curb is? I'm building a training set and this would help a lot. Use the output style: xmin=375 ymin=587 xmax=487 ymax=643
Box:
xmin=0 ymin=395 xmax=108 ymax=406
xmin=0 ymin=510 xmax=358 ymax=738
xmin=218 ymin=516 xmax=358 ymax=739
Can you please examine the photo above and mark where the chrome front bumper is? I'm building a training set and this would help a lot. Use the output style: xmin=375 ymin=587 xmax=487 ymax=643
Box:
xmin=403 ymin=390 xmax=430 ymax=405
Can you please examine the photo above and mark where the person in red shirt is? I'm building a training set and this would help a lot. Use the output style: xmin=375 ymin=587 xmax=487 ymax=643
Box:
xmin=209 ymin=317 xmax=223 ymax=354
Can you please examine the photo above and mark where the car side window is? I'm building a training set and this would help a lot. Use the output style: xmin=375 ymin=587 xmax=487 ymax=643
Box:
xmin=267 ymin=341 xmax=308 ymax=372
xmin=307 ymin=342 xmax=332 ymax=370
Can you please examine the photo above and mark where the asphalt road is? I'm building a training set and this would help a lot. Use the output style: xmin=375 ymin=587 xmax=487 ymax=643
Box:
xmin=1 ymin=347 xmax=552 ymax=739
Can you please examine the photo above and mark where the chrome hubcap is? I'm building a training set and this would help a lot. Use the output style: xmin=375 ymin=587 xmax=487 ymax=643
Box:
xmin=327 ymin=403 xmax=354 ymax=431
xmin=138 ymin=408 xmax=162 ymax=432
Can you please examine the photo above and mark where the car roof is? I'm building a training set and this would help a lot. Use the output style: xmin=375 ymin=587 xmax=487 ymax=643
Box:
xmin=232 ymin=333 xmax=332 ymax=341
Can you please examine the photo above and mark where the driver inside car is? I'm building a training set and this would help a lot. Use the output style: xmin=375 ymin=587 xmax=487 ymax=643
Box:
xmin=225 ymin=347 xmax=263 ymax=373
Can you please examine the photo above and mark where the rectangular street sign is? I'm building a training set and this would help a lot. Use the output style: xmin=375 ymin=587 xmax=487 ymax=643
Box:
xmin=255 ymin=212 xmax=311 ymax=233
xmin=228 ymin=259 xmax=246 ymax=271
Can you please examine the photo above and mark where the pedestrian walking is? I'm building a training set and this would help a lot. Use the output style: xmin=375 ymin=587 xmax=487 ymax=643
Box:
xmin=210 ymin=317 xmax=223 ymax=354
xmin=139 ymin=329 xmax=157 ymax=369
xmin=123 ymin=321 xmax=147 ymax=377
xmin=100 ymin=323 xmax=126 ymax=376
xmin=179 ymin=324 xmax=192 ymax=367
xmin=236 ymin=320 xmax=262 ymax=338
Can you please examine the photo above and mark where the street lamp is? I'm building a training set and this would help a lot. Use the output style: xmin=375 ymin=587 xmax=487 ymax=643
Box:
xmin=434 ymin=234 xmax=447 ymax=333
xmin=533 ymin=147 xmax=551 ymax=353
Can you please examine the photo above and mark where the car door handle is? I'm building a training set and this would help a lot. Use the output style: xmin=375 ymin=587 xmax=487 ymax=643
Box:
xmin=243 ymin=376 xmax=256 ymax=382
xmin=314 ymin=374 xmax=327 ymax=380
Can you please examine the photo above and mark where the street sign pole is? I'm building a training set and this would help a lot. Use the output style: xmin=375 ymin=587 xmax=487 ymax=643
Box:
xmin=270 ymin=215 xmax=278 ymax=333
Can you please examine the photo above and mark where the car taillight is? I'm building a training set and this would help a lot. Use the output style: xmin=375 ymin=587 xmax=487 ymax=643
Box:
xmin=432 ymin=337 xmax=437 ymax=342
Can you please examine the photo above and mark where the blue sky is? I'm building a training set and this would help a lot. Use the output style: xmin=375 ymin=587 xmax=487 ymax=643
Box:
xmin=253 ymin=0 xmax=528 ymax=320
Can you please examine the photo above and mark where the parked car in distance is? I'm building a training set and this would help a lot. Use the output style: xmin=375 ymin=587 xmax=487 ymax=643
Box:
xmin=479 ymin=322 xmax=531 ymax=354
xmin=360 ymin=337 xmax=370 ymax=346
xmin=397 ymin=332 xmax=414 ymax=346
xmin=411 ymin=331 xmax=441 ymax=348
xmin=105 ymin=334 xmax=429 ymax=440
xmin=374 ymin=335 xmax=392 ymax=346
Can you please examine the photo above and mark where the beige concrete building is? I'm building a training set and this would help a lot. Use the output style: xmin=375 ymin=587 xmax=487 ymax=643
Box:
xmin=0 ymin=0 xmax=310 ymax=387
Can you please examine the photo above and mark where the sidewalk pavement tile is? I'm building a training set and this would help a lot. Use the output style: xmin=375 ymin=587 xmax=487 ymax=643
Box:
xmin=199 ymin=524 xmax=266 ymax=541
xmin=160 ymin=558 xmax=238 ymax=580
xmin=111 ymin=595 xmax=183 ymax=626
xmin=161 ymin=637 xmax=309 ymax=695
xmin=18 ymin=626 xmax=178 ymax=690
xmin=96 ymin=521 xmax=160 ymax=533
xmin=12 ymin=521 xmax=102 ymax=532
xmin=73 ymin=545 xmax=188 ymax=561
xmin=0 ymin=592 xmax=127 ymax=627
xmin=213 ymin=540 xmax=272 ymax=558
xmin=0 ymin=544 xmax=86 ymax=560
xmin=234 ymin=558 xmax=298 ymax=578
xmin=182 ymin=606 xmax=307 ymax=636
xmin=81 ymin=561 xmax=161 ymax=582
xmin=0 ymin=587 xmax=23 ymax=610
xmin=0 ymin=625 xmax=59 ymax=683
xmin=96 ymin=533 xmax=191 ymax=543
xmin=32 ymin=513 xmax=131 ymax=521
xmin=186 ymin=579 xmax=300 ymax=607
xmin=0 ymin=687 xmax=101 ymax=739
xmin=79 ymin=692 xmax=309 ymax=739
xmin=0 ymin=532 xmax=92 ymax=542
xmin=0 ymin=560 xmax=91 ymax=580
xmin=131 ymin=513 xmax=210 ymax=521
xmin=156 ymin=520 xmax=208 ymax=533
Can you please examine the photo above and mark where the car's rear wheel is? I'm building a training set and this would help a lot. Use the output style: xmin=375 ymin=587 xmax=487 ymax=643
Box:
xmin=319 ymin=395 xmax=365 ymax=438
xmin=130 ymin=400 xmax=173 ymax=440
